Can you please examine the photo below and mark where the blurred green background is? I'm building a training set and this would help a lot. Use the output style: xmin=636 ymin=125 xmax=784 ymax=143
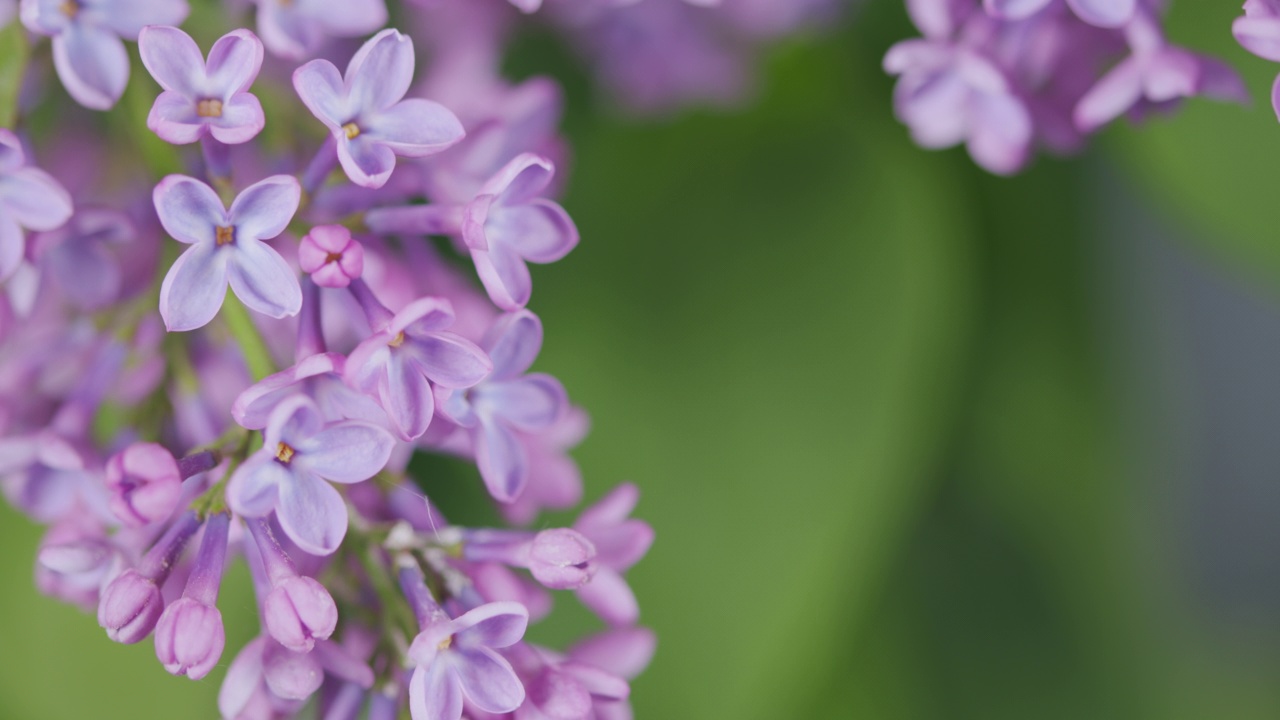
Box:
xmin=8 ymin=1 xmax=1280 ymax=718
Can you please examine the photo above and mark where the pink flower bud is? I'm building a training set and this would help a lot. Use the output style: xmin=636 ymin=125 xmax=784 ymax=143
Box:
xmin=97 ymin=569 xmax=164 ymax=644
xmin=298 ymin=225 xmax=364 ymax=288
xmin=527 ymin=528 xmax=596 ymax=589
xmin=104 ymin=443 xmax=182 ymax=527
xmin=264 ymin=576 xmax=338 ymax=652
xmin=154 ymin=597 xmax=226 ymax=680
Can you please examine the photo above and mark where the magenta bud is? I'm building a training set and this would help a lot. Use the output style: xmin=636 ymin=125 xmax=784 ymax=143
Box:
xmin=154 ymin=597 xmax=226 ymax=680
xmin=298 ymin=225 xmax=364 ymax=288
xmin=263 ymin=639 xmax=324 ymax=701
xmin=527 ymin=528 xmax=597 ymax=590
xmin=104 ymin=442 xmax=182 ymax=527
xmin=264 ymin=576 xmax=338 ymax=652
xmin=98 ymin=569 xmax=164 ymax=644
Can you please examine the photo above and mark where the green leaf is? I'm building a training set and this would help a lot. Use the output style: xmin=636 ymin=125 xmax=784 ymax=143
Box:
xmin=0 ymin=22 xmax=28 ymax=128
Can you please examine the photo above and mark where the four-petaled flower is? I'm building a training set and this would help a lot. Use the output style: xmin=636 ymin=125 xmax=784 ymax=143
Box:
xmin=408 ymin=602 xmax=529 ymax=720
xmin=294 ymin=28 xmax=465 ymax=189
xmin=20 ymin=0 xmax=188 ymax=109
xmin=227 ymin=395 xmax=395 ymax=556
xmin=154 ymin=174 xmax=303 ymax=331
xmin=138 ymin=26 xmax=266 ymax=145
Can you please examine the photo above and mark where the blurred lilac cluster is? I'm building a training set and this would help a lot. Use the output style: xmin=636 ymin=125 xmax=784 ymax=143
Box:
xmin=0 ymin=0 xmax=710 ymax=717
xmin=886 ymin=0 xmax=1246 ymax=174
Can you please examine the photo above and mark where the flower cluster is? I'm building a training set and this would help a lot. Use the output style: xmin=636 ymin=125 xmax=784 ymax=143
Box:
xmin=0 ymin=3 xmax=658 ymax=718
xmin=885 ymin=0 xmax=1247 ymax=174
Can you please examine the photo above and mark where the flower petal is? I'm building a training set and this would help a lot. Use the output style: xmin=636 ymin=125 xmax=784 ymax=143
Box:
xmin=51 ymin=24 xmax=129 ymax=110
xmin=410 ymin=661 xmax=462 ymax=720
xmin=229 ymin=174 xmax=300 ymax=241
xmin=337 ymin=134 xmax=397 ymax=189
xmin=475 ymin=418 xmax=526 ymax=502
xmin=1074 ymin=56 xmax=1143 ymax=133
xmin=208 ymin=93 xmax=265 ymax=145
xmin=226 ymin=452 xmax=288 ymax=517
xmin=453 ymin=648 xmax=525 ymax=714
xmin=391 ymin=297 xmax=456 ymax=337
xmin=292 ymin=58 xmax=347 ymax=127
xmin=576 ymin=568 xmax=639 ymax=627
xmin=0 ymin=217 xmax=23 ymax=282
xmin=159 ymin=241 xmax=231 ymax=331
xmin=228 ymin=239 xmax=302 ymax=319
xmin=276 ymin=471 xmax=348 ymax=556
xmin=153 ymin=174 xmax=225 ymax=245
xmin=472 ymin=244 xmax=531 ymax=311
xmin=206 ymin=29 xmax=264 ymax=95
xmin=483 ymin=311 xmax=542 ymax=380
xmin=147 ymin=91 xmax=205 ymax=144
xmin=97 ymin=0 xmax=188 ymax=37
xmin=405 ymin=332 xmax=492 ymax=389
xmin=380 ymin=350 xmax=435 ymax=440
xmin=477 ymin=375 xmax=564 ymax=431
xmin=346 ymin=28 xmax=412 ymax=112
xmin=452 ymin=601 xmax=529 ymax=649
xmin=365 ymin=98 xmax=464 ymax=158
xmin=488 ymin=200 xmax=578 ymax=264
xmin=300 ymin=421 xmax=394 ymax=483
xmin=0 ymin=167 xmax=73 ymax=230
xmin=1066 ymin=0 xmax=1134 ymax=28
xmin=138 ymin=25 xmax=204 ymax=96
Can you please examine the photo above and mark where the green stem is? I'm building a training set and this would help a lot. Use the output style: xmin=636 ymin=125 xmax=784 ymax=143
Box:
xmin=221 ymin=294 xmax=277 ymax=381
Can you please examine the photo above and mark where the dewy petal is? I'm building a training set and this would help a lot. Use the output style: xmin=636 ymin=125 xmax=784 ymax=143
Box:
xmin=483 ymin=311 xmax=542 ymax=381
xmin=472 ymin=244 xmax=531 ymax=311
xmin=345 ymin=28 xmax=412 ymax=113
xmin=381 ymin=351 xmax=435 ymax=440
xmin=453 ymin=648 xmax=525 ymax=714
xmin=226 ymin=453 xmax=289 ymax=517
xmin=489 ymin=200 xmax=578 ymax=264
xmin=276 ymin=470 xmax=349 ymax=556
xmin=337 ymin=134 xmax=397 ymax=189
xmin=452 ymin=601 xmax=529 ymax=649
xmin=300 ymin=421 xmax=394 ymax=483
xmin=52 ymin=24 xmax=129 ymax=110
xmin=1065 ymin=0 xmax=1135 ymax=28
xmin=410 ymin=661 xmax=462 ymax=720
xmin=148 ymin=91 xmax=205 ymax=144
xmin=159 ymin=241 xmax=231 ymax=331
xmin=229 ymin=175 xmax=300 ymax=241
xmin=292 ymin=59 xmax=347 ymax=127
xmin=405 ymin=333 xmax=492 ymax=389
xmin=153 ymin=175 xmax=226 ymax=245
xmin=0 ymin=167 xmax=73 ymax=230
xmin=206 ymin=29 xmax=264 ymax=95
xmin=1074 ymin=56 xmax=1144 ymax=133
xmin=364 ymin=99 xmax=464 ymax=158
xmin=208 ymin=93 xmax=265 ymax=145
xmin=138 ymin=25 xmax=204 ymax=96
xmin=475 ymin=418 xmax=526 ymax=502
xmin=227 ymin=239 xmax=302 ymax=319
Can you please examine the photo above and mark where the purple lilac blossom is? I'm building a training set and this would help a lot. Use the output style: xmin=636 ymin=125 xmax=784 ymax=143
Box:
xmin=154 ymin=173 xmax=303 ymax=331
xmin=1234 ymin=0 xmax=1280 ymax=120
xmin=0 ymin=129 xmax=73 ymax=281
xmin=138 ymin=26 xmax=266 ymax=145
xmin=19 ymin=0 xmax=188 ymax=109
xmin=298 ymin=225 xmax=364 ymax=288
xmin=254 ymin=0 xmax=387 ymax=60
xmin=294 ymin=28 xmax=466 ymax=189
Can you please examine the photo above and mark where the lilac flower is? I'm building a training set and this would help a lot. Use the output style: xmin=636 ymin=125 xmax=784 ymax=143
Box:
xmin=29 ymin=208 xmax=132 ymax=310
xmin=0 ymin=430 xmax=93 ymax=522
xmin=228 ymin=395 xmax=395 ymax=555
xmin=573 ymin=484 xmax=653 ymax=626
xmin=438 ymin=311 xmax=566 ymax=501
xmin=138 ymin=26 xmax=266 ymax=145
xmin=511 ymin=643 xmax=629 ymax=720
xmin=298 ymin=225 xmax=364 ymax=288
xmin=98 ymin=511 xmax=203 ymax=643
xmin=401 ymin=565 xmax=529 ymax=720
xmin=0 ymin=129 xmax=73 ymax=282
xmin=461 ymin=155 xmax=578 ymax=310
xmin=154 ymin=174 xmax=303 ymax=331
xmin=985 ymin=0 xmax=1134 ymax=27
xmin=463 ymin=527 xmax=599 ymax=590
xmin=103 ymin=442 xmax=216 ymax=527
xmin=233 ymin=352 xmax=387 ymax=430
xmin=1235 ymin=0 xmax=1280 ymax=62
xmin=254 ymin=0 xmax=387 ymax=60
xmin=293 ymin=28 xmax=465 ymax=189
xmin=19 ymin=0 xmax=188 ymax=109
xmin=344 ymin=295 xmax=492 ymax=441
xmin=1074 ymin=12 xmax=1247 ymax=132
xmin=248 ymin=518 xmax=338 ymax=652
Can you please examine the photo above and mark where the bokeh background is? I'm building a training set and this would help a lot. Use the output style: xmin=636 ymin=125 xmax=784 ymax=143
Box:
xmin=7 ymin=1 xmax=1280 ymax=718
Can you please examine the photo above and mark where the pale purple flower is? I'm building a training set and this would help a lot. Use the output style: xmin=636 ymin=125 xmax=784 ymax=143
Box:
xmin=138 ymin=26 xmax=266 ymax=145
xmin=573 ymin=484 xmax=653 ymax=626
xmin=0 ymin=129 xmax=73 ymax=282
xmin=19 ymin=0 xmax=188 ymax=109
xmin=884 ymin=39 xmax=1034 ymax=175
xmin=985 ymin=0 xmax=1135 ymax=27
xmin=98 ymin=510 xmax=203 ymax=643
xmin=565 ymin=627 xmax=656 ymax=720
xmin=401 ymin=587 xmax=528 ymax=720
xmin=298 ymin=225 xmax=363 ymax=288
xmin=438 ymin=311 xmax=566 ymax=501
xmin=154 ymin=174 xmax=303 ymax=331
xmin=227 ymin=395 xmax=395 ymax=555
xmin=344 ymin=296 xmax=492 ymax=441
xmin=461 ymin=155 xmax=578 ymax=310
xmin=511 ymin=644 xmax=629 ymax=720
xmin=254 ymin=0 xmax=387 ymax=60
xmin=1235 ymin=0 xmax=1280 ymax=62
xmin=154 ymin=512 xmax=230 ymax=679
xmin=293 ymin=28 xmax=465 ymax=189
xmin=248 ymin=518 xmax=338 ymax=652
xmin=103 ymin=442 xmax=183 ymax=527
xmin=218 ymin=636 xmax=306 ymax=718
xmin=1074 ymin=12 xmax=1247 ymax=132
xmin=0 ymin=430 xmax=92 ymax=522
xmin=29 ymin=208 xmax=132 ymax=310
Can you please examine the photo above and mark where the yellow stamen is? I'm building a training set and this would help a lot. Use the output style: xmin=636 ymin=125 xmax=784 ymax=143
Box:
xmin=342 ymin=122 xmax=360 ymax=140
xmin=59 ymin=0 xmax=77 ymax=17
xmin=388 ymin=331 xmax=406 ymax=348
xmin=325 ymin=252 xmax=343 ymax=264
xmin=196 ymin=98 xmax=224 ymax=118
xmin=438 ymin=636 xmax=452 ymax=651
xmin=215 ymin=226 xmax=235 ymax=246
xmin=275 ymin=442 xmax=295 ymax=464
